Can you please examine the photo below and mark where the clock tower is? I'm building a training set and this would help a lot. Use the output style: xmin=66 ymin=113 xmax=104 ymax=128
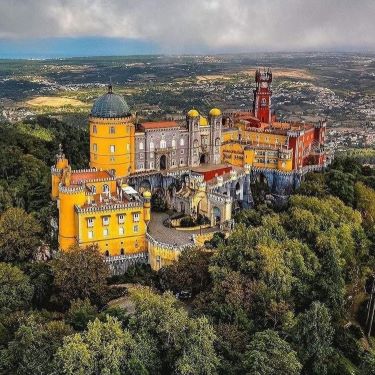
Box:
xmin=253 ymin=68 xmax=272 ymax=123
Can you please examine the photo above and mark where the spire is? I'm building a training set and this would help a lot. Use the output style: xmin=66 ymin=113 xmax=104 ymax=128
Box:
xmin=56 ymin=143 xmax=65 ymax=160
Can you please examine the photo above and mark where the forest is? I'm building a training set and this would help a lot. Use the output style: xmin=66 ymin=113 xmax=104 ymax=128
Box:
xmin=0 ymin=115 xmax=374 ymax=375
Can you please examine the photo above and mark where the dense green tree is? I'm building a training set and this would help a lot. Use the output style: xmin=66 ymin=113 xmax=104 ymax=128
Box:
xmin=0 ymin=207 xmax=42 ymax=262
xmin=360 ymin=353 xmax=375 ymax=375
xmin=129 ymin=287 xmax=219 ymax=374
xmin=23 ymin=261 xmax=54 ymax=309
xmin=175 ymin=316 xmax=219 ymax=375
xmin=298 ymin=172 xmax=328 ymax=198
xmin=56 ymin=316 xmax=131 ymax=375
xmin=0 ymin=262 xmax=34 ymax=313
xmin=66 ymin=298 xmax=98 ymax=331
xmin=295 ymin=302 xmax=334 ymax=375
xmin=243 ymin=330 xmax=302 ymax=375
xmin=326 ymin=169 xmax=355 ymax=205
xmin=159 ymin=248 xmax=212 ymax=295
xmin=0 ymin=316 xmax=73 ymax=375
xmin=52 ymin=244 xmax=110 ymax=307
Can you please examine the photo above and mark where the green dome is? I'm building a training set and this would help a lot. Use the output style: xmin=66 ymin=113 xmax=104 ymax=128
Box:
xmin=91 ymin=86 xmax=130 ymax=118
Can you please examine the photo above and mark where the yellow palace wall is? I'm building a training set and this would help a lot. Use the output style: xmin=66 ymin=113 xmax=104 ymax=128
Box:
xmin=76 ymin=207 xmax=147 ymax=256
xmin=89 ymin=116 xmax=135 ymax=178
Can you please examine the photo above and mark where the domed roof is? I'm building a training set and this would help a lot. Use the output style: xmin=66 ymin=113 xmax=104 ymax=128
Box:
xmin=91 ymin=85 xmax=130 ymax=118
xmin=187 ymin=109 xmax=199 ymax=118
xmin=143 ymin=191 xmax=151 ymax=199
xmin=209 ymin=108 xmax=222 ymax=117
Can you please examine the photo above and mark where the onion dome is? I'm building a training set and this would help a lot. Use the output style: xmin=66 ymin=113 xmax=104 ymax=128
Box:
xmin=143 ymin=191 xmax=152 ymax=199
xmin=187 ymin=109 xmax=199 ymax=118
xmin=91 ymin=84 xmax=130 ymax=118
xmin=209 ymin=108 xmax=222 ymax=117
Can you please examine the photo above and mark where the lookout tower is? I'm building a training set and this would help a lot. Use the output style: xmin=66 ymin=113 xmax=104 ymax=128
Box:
xmin=253 ymin=68 xmax=272 ymax=123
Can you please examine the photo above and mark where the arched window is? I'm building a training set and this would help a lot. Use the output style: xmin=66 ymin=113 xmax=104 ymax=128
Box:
xmin=149 ymin=142 xmax=154 ymax=151
xmin=172 ymin=139 xmax=176 ymax=149
xmin=261 ymin=98 xmax=267 ymax=107
xmin=139 ymin=142 xmax=144 ymax=150
xmin=91 ymin=185 xmax=96 ymax=193
xmin=109 ymin=126 xmax=115 ymax=134
xmin=93 ymin=143 xmax=97 ymax=152
xmin=92 ymin=125 xmax=97 ymax=134
xmin=180 ymin=138 xmax=184 ymax=146
xmin=105 ymin=250 xmax=109 ymax=257
xmin=103 ymin=184 xmax=109 ymax=193
xmin=215 ymin=137 xmax=220 ymax=146
xmin=120 ymin=248 xmax=124 ymax=255
xmin=160 ymin=139 xmax=166 ymax=149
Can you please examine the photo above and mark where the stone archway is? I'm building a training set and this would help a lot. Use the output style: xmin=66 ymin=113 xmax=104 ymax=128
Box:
xmin=212 ymin=206 xmax=221 ymax=226
xmin=160 ymin=155 xmax=167 ymax=170
xmin=139 ymin=179 xmax=152 ymax=194
xmin=200 ymin=153 xmax=209 ymax=164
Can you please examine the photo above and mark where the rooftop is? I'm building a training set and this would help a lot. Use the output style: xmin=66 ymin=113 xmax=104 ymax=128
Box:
xmin=91 ymin=85 xmax=130 ymax=118
xmin=70 ymin=170 xmax=113 ymax=185
xmin=139 ymin=121 xmax=179 ymax=130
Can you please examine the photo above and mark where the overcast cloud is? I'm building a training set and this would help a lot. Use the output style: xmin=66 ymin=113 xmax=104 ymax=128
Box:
xmin=0 ymin=0 xmax=374 ymax=52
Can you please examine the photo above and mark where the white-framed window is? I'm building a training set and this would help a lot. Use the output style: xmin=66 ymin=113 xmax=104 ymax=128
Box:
xmin=103 ymin=184 xmax=109 ymax=193
xmin=150 ymin=142 xmax=154 ymax=151
xmin=91 ymin=185 xmax=96 ymax=193
xmin=172 ymin=139 xmax=176 ymax=149
xmin=92 ymin=125 xmax=97 ymax=134
xmin=118 ymin=214 xmax=125 ymax=224
xmin=139 ymin=142 xmax=144 ymax=150
xmin=110 ymin=145 xmax=115 ymax=153
xmin=109 ymin=126 xmax=115 ymax=134
xmin=102 ymin=216 xmax=110 ymax=226
xmin=133 ymin=225 xmax=139 ymax=233
xmin=93 ymin=143 xmax=97 ymax=152
xmin=160 ymin=139 xmax=166 ymax=149
xmin=138 ymin=163 xmax=144 ymax=170
xmin=119 ymin=227 xmax=124 ymax=235
xmin=88 ymin=230 xmax=94 ymax=239
xmin=87 ymin=218 xmax=94 ymax=228
xmin=150 ymin=161 xmax=154 ymax=169
xmin=180 ymin=158 xmax=184 ymax=165
xmin=103 ymin=228 xmax=109 ymax=236
xmin=133 ymin=212 xmax=140 ymax=222
xmin=180 ymin=138 xmax=184 ymax=146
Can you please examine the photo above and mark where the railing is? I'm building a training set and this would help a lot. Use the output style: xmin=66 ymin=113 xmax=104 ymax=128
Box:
xmin=146 ymin=232 xmax=193 ymax=252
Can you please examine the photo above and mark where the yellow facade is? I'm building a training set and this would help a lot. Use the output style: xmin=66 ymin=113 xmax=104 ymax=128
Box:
xmin=75 ymin=204 xmax=148 ymax=256
xmin=221 ymin=126 xmax=293 ymax=172
xmin=148 ymin=241 xmax=181 ymax=271
xmin=51 ymin=151 xmax=150 ymax=255
xmin=89 ymin=116 xmax=135 ymax=178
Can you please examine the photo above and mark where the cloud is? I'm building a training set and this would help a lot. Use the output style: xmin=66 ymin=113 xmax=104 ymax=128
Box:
xmin=0 ymin=0 xmax=374 ymax=52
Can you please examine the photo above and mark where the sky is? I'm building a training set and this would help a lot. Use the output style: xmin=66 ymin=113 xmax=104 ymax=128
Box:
xmin=0 ymin=0 xmax=374 ymax=58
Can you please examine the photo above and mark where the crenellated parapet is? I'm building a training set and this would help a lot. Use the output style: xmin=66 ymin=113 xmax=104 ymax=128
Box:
xmin=58 ymin=183 xmax=86 ymax=194
xmin=75 ymin=201 xmax=143 ymax=214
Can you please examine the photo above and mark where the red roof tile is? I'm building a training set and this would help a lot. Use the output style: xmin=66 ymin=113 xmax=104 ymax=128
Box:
xmin=70 ymin=170 xmax=112 ymax=184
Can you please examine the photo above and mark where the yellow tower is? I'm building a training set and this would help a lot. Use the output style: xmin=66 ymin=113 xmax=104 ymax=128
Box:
xmin=58 ymin=175 xmax=87 ymax=251
xmin=89 ymin=84 xmax=135 ymax=178
xmin=51 ymin=144 xmax=69 ymax=200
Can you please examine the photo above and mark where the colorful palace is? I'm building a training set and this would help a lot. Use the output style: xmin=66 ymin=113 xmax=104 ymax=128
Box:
xmin=51 ymin=69 xmax=327 ymax=273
